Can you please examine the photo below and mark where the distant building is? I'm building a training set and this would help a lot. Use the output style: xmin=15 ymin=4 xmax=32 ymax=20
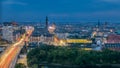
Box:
xmin=30 ymin=17 xmax=55 ymax=45
xmin=106 ymin=34 xmax=120 ymax=43
xmin=2 ymin=22 xmax=23 ymax=43
xmin=3 ymin=22 xmax=12 ymax=26
xmin=104 ymin=43 xmax=120 ymax=51
xmin=2 ymin=26 xmax=14 ymax=43
xmin=0 ymin=25 xmax=2 ymax=40
xmin=56 ymin=33 xmax=68 ymax=39
xmin=66 ymin=39 xmax=92 ymax=44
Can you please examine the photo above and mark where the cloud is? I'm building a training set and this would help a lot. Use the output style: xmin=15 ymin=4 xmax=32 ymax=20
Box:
xmin=2 ymin=0 xmax=27 ymax=6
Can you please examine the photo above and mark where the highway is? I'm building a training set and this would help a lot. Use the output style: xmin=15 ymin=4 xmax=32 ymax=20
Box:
xmin=0 ymin=27 xmax=34 ymax=68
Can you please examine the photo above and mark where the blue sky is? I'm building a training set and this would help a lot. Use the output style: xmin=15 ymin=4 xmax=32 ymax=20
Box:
xmin=1 ymin=0 xmax=120 ymax=23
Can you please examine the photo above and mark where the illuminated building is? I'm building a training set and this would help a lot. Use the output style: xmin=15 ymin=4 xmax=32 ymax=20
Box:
xmin=48 ymin=23 xmax=56 ymax=34
xmin=66 ymin=39 xmax=92 ymax=44
xmin=30 ymin=17 xmax=55 ymax=45
xmin=53 ymin=35 xmax=67 ymax=46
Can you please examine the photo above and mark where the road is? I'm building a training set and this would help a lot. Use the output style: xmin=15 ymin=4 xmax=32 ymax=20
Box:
xmin=0 ymin=27 xmax=34 ymax=68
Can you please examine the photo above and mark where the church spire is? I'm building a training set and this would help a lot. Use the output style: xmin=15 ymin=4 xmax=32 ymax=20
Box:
xmin=46 ymin=16 xmax=48 ymax=28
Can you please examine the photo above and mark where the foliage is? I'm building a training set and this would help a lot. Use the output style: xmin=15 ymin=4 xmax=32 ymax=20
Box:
xmin=15 ymin=63 xmax=26 ymax=68
xmin=27 ymin=44 xmax=120 ymax=67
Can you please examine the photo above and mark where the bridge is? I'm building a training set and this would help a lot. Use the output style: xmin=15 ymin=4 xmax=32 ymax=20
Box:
xmin=0 ymin=27 xmax=34 ymax=68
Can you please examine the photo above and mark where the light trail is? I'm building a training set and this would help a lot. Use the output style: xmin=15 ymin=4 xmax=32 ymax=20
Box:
xmin=0 ymin=27 xmax=34 ymax=68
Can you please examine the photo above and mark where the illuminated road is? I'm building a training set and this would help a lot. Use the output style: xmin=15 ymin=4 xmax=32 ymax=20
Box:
xmin=0 ymin=27 xmax=34 ymax=68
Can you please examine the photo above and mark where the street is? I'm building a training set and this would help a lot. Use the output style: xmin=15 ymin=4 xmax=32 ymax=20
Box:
xmin=0 ymin=27 xmax=33 ymax=68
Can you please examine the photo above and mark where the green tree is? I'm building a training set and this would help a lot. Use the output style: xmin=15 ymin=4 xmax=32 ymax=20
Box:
xmin=27 ymin=44 xmax=120 ymax=67
xmin=15 ymin=63 xmax=26 ymax=68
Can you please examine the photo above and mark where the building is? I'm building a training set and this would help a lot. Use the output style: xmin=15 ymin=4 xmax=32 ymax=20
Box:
xmin=2 ymin=26 xmax=13 ymax=43
xmin=104 ymin=43 xmax=120 ymax=51
xmin=29 ymin=17 xmax=55 ymax=45
xmin=106 ymin=34 xmax=120 ymax=43
xmin=56 ymin=33 xmax=69 ymax=39
xmin=46 ymin=16 xmax=48 ymax=28
xmin=2 ymin=22 xmax=23 ymax=43
xmin=66 ymin=39 xmax=92 ymax=44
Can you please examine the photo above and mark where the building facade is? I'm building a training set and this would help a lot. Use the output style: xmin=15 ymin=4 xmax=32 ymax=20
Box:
xmin=2 ymin=26 xmax=14 ymax=43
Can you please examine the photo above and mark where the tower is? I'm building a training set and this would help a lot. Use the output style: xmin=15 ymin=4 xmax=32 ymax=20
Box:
xmin=104 ymin=21 xmax=108 ymax=28
xmin=98 ymin=20 xmax=100 ymax=28
xmin=46 ymin=16 xmax=48 ymax=28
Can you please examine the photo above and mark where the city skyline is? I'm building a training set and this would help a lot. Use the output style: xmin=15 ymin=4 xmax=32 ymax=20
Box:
xmin=1 ymin=1 xmax=120 ymax=68
xmin=1 ymin=0 xmax=120 ymax=22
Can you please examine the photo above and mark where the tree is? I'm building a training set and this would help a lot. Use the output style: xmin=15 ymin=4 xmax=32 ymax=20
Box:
xmin=27 ymin=44 xmax=120 ymax=67
xmin=15 ymin=63 xmax=26 ymax=68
